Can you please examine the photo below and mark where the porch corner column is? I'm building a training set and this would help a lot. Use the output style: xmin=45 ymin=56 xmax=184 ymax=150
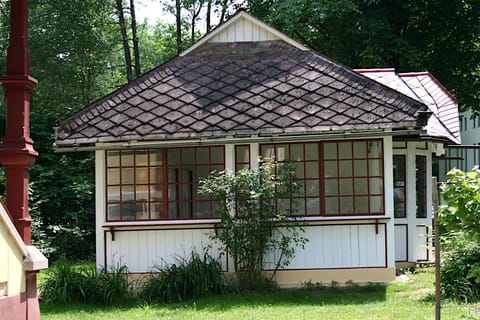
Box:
xmin=0 ymin=0 xmax=38 ymax=245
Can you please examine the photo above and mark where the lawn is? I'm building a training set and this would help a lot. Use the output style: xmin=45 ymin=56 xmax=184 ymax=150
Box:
xmin=40 ymin=268 xmax=476 ymax=320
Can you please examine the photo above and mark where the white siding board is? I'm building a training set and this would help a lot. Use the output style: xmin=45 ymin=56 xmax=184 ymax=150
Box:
xmin=107 ymin=228 xmax=223 ymax=272
xmin=264 ymin=224 xmax=386 ymax=270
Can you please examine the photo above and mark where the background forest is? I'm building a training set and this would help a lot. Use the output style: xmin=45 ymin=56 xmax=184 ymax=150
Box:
xmin=0 ymin=0 xmax=478 ymax=261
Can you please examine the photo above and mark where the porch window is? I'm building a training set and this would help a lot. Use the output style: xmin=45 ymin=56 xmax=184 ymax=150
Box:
xmin=105 ymin=146 xmax=224 ymax=221
xmin=260 ymin=139 xmax=384 ymax=216
xmin=416 ymin=155 xmax=427 ymax=218
xmin=393 ymin=155 xmax=406 ymax=218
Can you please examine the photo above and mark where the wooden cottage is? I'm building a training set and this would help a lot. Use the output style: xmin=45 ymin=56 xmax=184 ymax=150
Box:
xmin=54 ymin=11 xmax=460 ymax=286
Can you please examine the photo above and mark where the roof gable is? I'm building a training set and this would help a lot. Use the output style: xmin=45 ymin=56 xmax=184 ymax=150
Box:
xmin=181 ymin=10 xmax=309 ymax=56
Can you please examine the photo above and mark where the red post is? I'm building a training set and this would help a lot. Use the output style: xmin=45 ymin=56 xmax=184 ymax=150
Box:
xmin=0 ymin=0 xmax=38 ymax=245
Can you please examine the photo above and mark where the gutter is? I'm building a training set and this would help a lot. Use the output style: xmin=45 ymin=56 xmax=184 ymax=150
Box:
xmin=54 ymin=128 xmax=426 ymax=153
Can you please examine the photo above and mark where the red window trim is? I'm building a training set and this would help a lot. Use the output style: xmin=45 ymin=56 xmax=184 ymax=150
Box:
xmin=105 ymin=146 xmax=225 ymax=222
xmin=259 ymin=139 xmax=385 ymax=217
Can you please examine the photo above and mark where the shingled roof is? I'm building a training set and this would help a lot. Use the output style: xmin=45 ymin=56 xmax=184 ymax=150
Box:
xmin=55 ymin=13 xmax=428 ymax=148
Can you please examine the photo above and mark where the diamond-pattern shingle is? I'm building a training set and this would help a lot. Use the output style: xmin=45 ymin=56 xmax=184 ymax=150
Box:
xmin=55 ymin=41 xmax=427 ymax=147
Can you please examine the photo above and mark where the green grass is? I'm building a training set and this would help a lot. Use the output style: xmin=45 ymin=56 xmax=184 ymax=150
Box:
xmin=40 ymin=268 xmax=476 ymax=320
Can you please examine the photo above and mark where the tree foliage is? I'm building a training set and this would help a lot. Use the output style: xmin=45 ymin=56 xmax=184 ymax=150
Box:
xmin=439 ymin=167 xmax=480 ymax=241
xmin=199 ymin=159 xmax=307 ymax=291
xmin=247 ymin=0 xmax=480 ymax=112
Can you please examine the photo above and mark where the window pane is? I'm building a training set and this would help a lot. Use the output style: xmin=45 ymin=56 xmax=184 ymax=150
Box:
xmin=136 ymin=185 xmax=148 ymax=201
xmin=107 ymin=168 xmax=120 ymax=185
xmin=353 ymin=141 xmax=367 ymax=158
xmin=121 ymin=151 xmax=134 ymax=166
xmin=339 ymin=179 xmax=353 ymax=195
xmin=235 ymin=145 xmax=250 ymax=163
xmin=150 ymin=185 xmax=162 ymax=201
xmin=261 ymin=145 xmax=275 ymax=159
xmin=136 ymin=168 xmax=149 ymax=184
xmin=370 ymin=196 xmax=384 ymax=213
xmin=168 ymin=149 xmax=180 ymax=165
xmin=306 ymin=198 xmax=320 ymax=215
xmin=136 ymin=203 xmax=149 ymax=220
xmin=107 ymin=151 xmax=120 ymax=167
xmin=324 ymin=161 xmax=337 ymax=177
xmin=122 ymin=203 xmax=135 ymax=220
xmin=195 ymin=201 xmax=211 ymax=218
xmin=338 ymin=142 xmax=352 ymax=159
xmin=196 ymin=148 xmax=209 ymax=164
xmin=354 ymin=179 xmax=368 ymax=195
xmin=305 ymin=143 xmax=318 ymax=160
xmin=150 ymin=150 xmax=163 ymax=166
xmin=368 ymin=141 xmax=382 ymax=157
xmin=339 ymin=197 xmax=353 ymax=214
xmin=355 ymin=197 xmax=369 ymax=214
xmin=338 ymin=160 xmax=353 ymax=177
xmin=393 ymin=155 xmax=406 ymax=218
xmin=276 ymin=145 xmax=289 ymax=161
xmin=295 ymin=162 xmax=305 ymax=178
xmin=236 ymin=164 xmax=249 ymax=171
xmin=122 ymin=186 xmax=134 ymax=201
xmin=354 ymin=160 xmax=367 ymax=176
xmin=295 ymin=199 xmax=305 ymax=216
xmin=107 ymin=186 xmax=120 ymax=202
xmin=324 ymin=143 xmax=337 ymax=159
xmin=122 ymin=168 xmax=135 ymax=184
xmin=416 ymin=156 xmax=427 ymax=218
xmin=108 ymin=204 xmax=121 ymax=220
xmin=369 ymin=159 xmax=382 ymax=176
xmin=196 ymin=166 xmax=210 ymax=180
xmin=306 ymin=180 xmax=320 ymax=196
xmin=168 ymin=202 xmax=179 ymax=219
xmin=324 ymin=179 xmax=338 ymax=196
xmin=325 ymin=197 xmax=338 ymax=214
xmin=150 ymin=203 xmax=162 ymax=219
xmin=211 ymin=147 xmax=224 ymax=163
xmin=182 ymin=148 xmax=194 ymax=164
xmin=150 ymin=167 xmax=162 ymax=184
xmin=290 ymin=144 xmax=304 ymax=161
xmin=370 ymin=178 xmax=383 ymax=194
xmin=136 ymin=151 xmax=148 ymax=166
xmin=305 ymin=162 xmax=318 ymax=178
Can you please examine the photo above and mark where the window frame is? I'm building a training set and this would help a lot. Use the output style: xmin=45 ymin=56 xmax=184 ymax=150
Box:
xmin=259 ymin=139 xmax=385 ymax=217
xmin=105 ymin=146 xmax=225 ymax=222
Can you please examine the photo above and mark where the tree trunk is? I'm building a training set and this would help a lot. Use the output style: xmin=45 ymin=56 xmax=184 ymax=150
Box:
xmin=206 ymin=0 xmax=212 ymax=33
xmin=129 ymin=0 xmax=141 ymax=77
xmin=115 ymin=0 xmax=133 ymax=82
xmin=219 ymin=0 xmax=228 ymax=23
xmin=175 ymin=0 xmax=182 ymax=54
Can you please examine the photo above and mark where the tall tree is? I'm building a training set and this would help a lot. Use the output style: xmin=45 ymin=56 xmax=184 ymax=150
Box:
xmin=175 ymin=0 xmax=182 ymax=53
xmin=130 ymin=0 xmax=142 ymax=77
xmin=115 ymin=0 xmax=134 ymax=82
xmin=184 ymin=0 xmax=204 ymax=43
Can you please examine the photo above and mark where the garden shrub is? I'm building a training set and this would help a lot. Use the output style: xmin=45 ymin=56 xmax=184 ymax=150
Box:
xmin=440 ymin=234 xmax=480 ymax=302
xmin=198 ymin=159 xmax=308 ymax=291
xmin=140 ymin=251 xmax=224 ymax=303
xmin=440 ymin=167 xmax=480 ymax=302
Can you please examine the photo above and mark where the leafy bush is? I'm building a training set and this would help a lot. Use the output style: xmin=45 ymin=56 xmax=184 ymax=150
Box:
xmin=440 ymin=234 xmax=480 ymax=302
xmin=198 ymin=159 xmax=307 ymax=291
xmin=439 ymin=167 xmax=480 ymax=302
xmin=141 ymin=251 xmax=224 ymax=303
xmin=40 ymin=259 xmax=132 ymax=305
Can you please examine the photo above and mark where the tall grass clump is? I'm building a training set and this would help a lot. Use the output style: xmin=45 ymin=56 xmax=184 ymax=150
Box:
xmin=141 ymin=251 xmax=224 ymax=303
xmin=40 ymin=259 xmax=132 ymax=305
